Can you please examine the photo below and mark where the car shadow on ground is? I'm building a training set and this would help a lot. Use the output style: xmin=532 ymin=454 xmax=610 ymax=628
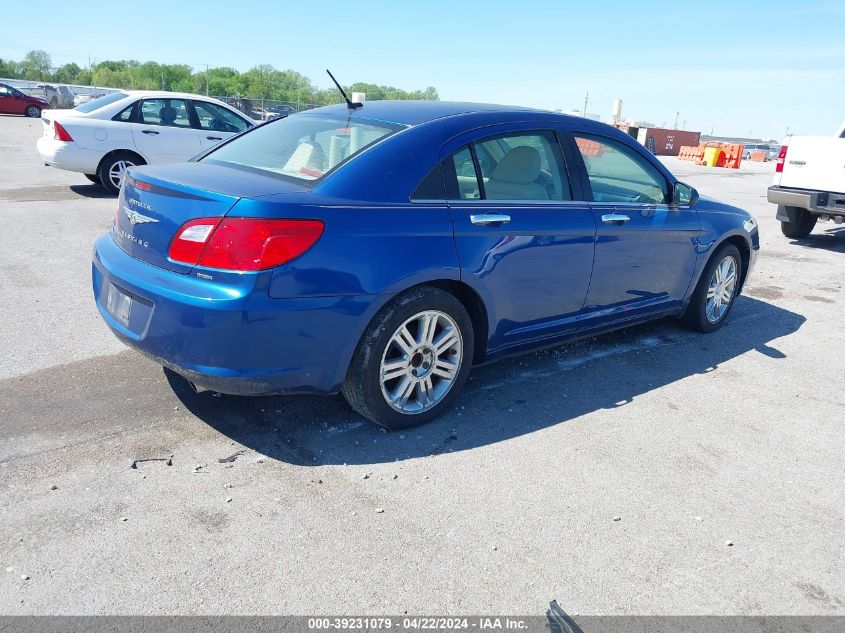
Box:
xmin=69 ymin=184 xmax=114 ymax=199
xmin=789 ymin=226 xmax=845 ymax=253
xmin=167 ymin=295 xmax=805 ymax=466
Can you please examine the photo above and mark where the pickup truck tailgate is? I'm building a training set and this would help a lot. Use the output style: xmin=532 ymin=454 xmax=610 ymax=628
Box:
xmin=777 ymin=136 xmax=845 ymax=194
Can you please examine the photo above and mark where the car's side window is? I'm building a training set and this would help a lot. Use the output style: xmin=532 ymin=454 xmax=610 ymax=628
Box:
xmin=473 ymin=132 xmax=571 ymax=201
xmin=574 ymin=134 xmax=669 ymax=205
xmin=138 ymin=99 xmax=191 ymax=128
xmin=192 ymin=101 xmax=249 ymax=133
xmin=112 ymin=103 xmax=135 ymax=122
xmin=449 ymin=146 xmax=480 ymax=200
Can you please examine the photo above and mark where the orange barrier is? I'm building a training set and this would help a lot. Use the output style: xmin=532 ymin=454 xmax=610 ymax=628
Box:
xmin=721 ymin=143 xmax=742 ymax=169
xmin=680 ymin=142 xmax=743 ymax=168
xmin=750 ymin=150 xmax=768 ymax=162
xmin=678 ymin=145 xmax=699 ymax=161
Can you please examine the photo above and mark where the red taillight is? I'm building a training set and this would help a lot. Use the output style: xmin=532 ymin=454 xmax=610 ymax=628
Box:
xmin=53 ymin=121 xmax=73 ymax=142
xmin=168 ymin=218 xmax=223 ymax=266
xmin=775 ymin=145 xmax=788 ymax=173
xmin=168 ymin=218 xmax=324 ymax=271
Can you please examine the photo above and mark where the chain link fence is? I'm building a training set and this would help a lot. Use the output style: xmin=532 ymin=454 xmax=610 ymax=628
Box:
xmin=211 ymin=96 xmax=327 ymax=121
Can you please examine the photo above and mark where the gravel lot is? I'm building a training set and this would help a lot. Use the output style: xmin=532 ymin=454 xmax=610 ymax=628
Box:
xmin=1 ymin=113 xmax=842 ymax=616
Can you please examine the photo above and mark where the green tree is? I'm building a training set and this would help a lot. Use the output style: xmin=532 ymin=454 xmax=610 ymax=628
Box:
xmin=21 ymin=50 xmax=52 ymax=81
xmin=0 ymin=58 xmax=21 ymax=78
xmin=53 ymin=63 xmax=82 ymax=84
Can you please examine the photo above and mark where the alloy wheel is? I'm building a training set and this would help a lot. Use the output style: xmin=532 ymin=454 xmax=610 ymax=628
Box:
xmin=108 ymin=159 xmax=135 ymax=190
xmin=705 ymin=255 xmax=738 ymax=323
xmin=379 ymin=310 xmax=463 ymax=414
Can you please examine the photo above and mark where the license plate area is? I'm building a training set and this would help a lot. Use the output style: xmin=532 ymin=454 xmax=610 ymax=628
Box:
xmin=106 ymin=283 xmax=133 ymax=327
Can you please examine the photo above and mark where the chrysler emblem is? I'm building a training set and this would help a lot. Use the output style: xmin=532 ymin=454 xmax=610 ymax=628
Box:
xmin=123 ymin=205 xmax=159 ymax=225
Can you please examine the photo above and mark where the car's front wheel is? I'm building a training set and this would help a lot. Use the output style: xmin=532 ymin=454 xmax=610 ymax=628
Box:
xmin=98 ymin=152 xmax=143 ymax=195
xmin=681 ymin=243 xmax=742 ymax=333
xmin=24 ymin=105 xmax=41 ymax=118
xmin=343 ymin=286 xmax=474 ymax=429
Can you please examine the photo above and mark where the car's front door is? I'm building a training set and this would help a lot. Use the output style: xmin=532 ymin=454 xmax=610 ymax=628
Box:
xmin=190 ymin=100 xmax=251 ymax=152
xmin=445 ymin=129 xmax=596 ymax=352
xmin=0 ymin=85 xmax=24 ymax=114
xmin=568 ymin=133 xmax=701 ymax=325
xmin=130 ymin=98 xmax=202 ymax=163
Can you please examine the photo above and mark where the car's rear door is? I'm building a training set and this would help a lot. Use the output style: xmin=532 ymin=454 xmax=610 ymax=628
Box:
xmin=566 ymin=132 xmax=701 ymax=325
xmin=129 ymin=98 xmax=202 ymax=163
xmin=444 ymin=126 xmax=596 ymax=352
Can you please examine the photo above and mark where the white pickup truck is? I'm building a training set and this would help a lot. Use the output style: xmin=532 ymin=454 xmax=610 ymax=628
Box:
xmin=767 ymin=122 xmax=845 ymax=238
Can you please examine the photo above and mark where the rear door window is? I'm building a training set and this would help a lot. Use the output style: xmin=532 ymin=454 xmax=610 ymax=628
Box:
xmin=138 ymin=98 xmax=192 ymax=128
xmin=473 ymin=132 xmax=570 ymax=201
xmin=445 ymin=131 xmax=571 ymax=201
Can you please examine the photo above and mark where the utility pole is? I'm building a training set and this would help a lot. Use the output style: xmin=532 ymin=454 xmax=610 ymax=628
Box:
xmin=785 ymin=126 xmax=790 ymax=137
xmin=674 ymin=112 xmax=680 ymax=129
xmin=682 ymin=118 xmax=686 ymax=130
xmin=582 ymin=91 xmax=589 ymax=118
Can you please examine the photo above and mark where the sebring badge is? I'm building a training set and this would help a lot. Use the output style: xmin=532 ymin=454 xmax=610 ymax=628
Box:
xmin=123 ymin=205 xmax=159 ymax=225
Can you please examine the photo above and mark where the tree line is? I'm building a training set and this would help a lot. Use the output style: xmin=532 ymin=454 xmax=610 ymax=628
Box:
xmin=0 ymin=50 xmax=439 ymax=106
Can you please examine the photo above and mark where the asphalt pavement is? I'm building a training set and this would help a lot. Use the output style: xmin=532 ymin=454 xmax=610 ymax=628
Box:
xmin=0 ymin=114 xmax=842 ymax=616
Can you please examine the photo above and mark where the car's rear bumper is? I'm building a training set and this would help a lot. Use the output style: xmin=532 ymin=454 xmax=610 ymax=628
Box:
xmin=768 ymin=186 xmax=845 ymax=218
xmin=36 ymin=136 xmax=102 ymax=174
xmin=92 ymin=233 xmax=379 ymax=396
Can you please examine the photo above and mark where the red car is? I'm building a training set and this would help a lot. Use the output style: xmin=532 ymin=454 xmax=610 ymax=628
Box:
xmin=0 ymin=82 xmax=49 ymax=118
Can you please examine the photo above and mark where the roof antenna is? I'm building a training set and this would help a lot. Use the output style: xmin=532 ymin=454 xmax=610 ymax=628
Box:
xmin=326 ymin=69 xmax=362 ymax=110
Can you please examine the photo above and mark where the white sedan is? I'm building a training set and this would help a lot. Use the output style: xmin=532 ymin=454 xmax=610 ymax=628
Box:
xmin=37 ymin=90 xmax=256 ymax=194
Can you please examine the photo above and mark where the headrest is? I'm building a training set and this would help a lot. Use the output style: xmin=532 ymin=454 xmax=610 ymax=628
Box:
xmin=491 ymin=146 xmax=541 ymax=184
xmin=160 ymin=106 xmax=177 ymax=121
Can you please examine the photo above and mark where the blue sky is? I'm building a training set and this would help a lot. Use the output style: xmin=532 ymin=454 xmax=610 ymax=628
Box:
xmin=4 ymin=0 xmax=843 ymax=138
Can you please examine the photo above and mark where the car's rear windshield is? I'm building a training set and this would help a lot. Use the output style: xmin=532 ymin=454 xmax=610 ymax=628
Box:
xmin=201 ymin=114 xmax=402 ymax=182
xmin=74 ymin=92 xmax=128 ymax=113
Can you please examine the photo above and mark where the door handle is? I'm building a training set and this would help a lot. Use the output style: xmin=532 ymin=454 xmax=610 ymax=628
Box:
xmin=141 ymin=129 xmax=159 ymax=135
xmin=470 ymin=213 xmax=511 ymax=226
xmin=601 ymin=213 xmax=630 ymax=224
xmin=206 ymin=135 xmax=223 ymax=141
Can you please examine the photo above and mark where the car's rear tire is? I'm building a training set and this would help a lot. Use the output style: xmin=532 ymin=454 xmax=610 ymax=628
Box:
xmin=84 ymin=174 xmax=100 ymax=185
xmin=780 ymin=207 xmax=817 ymax=238
xmin=680 ymin=243 xmax=742 ymax=333
xmin=24 ymin=105 xmax=41 ymax=118
xmin=98 ymin=151 xmax=143 ymax=195
xmin=342 ymin=286 xmax=474 ymax=430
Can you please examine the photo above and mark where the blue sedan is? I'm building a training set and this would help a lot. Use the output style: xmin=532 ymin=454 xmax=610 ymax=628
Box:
xmin=92 ymin=101 xmax=759 ymax=429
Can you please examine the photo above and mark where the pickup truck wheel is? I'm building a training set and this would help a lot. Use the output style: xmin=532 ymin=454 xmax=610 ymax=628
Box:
xmin=680 ymin=243 xmax=741 ymax=334
xmin=781 ymin=207 xmax=817 ymax=238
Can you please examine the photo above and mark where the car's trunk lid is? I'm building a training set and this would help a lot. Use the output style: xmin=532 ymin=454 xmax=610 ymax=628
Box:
xmin=112 ymin=162 xmax=310 ymax=273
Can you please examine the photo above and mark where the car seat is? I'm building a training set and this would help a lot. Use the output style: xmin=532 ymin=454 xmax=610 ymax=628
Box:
xmin=282 ymin=141 xmax=326 ymax=176
xmin=484 ymin=146 xmax=548 ymax=200
xmin=159 ymin=105 xmax=178 ymax=126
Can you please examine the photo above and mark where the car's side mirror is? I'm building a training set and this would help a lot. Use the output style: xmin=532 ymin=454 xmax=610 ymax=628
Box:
xmin=673 ymin=181 xmax=699 ymax=206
